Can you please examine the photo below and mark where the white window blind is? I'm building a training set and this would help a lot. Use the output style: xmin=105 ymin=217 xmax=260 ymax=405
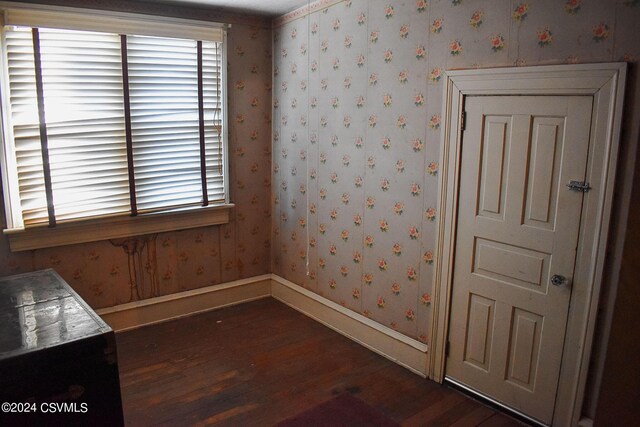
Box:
xmin=1 ymin=17 xmax=226 ymax=229
xmin=40 ymin=29 xmax=130 ymax=223
xmin=202 ymin=41 xmax=225 ymax=204
xmin=128 ymin=35 xmax=216 ymax=213
xmin=5 ymin=28 xmax=47 ymax=225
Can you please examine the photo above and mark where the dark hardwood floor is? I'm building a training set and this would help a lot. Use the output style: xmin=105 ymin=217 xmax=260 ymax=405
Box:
xmin=116 ymin=298 xmax=525 ymax=426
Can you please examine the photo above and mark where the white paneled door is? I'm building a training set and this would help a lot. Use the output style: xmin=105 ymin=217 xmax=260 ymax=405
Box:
xmin=446 ymin=95 xmax=593 ymax=425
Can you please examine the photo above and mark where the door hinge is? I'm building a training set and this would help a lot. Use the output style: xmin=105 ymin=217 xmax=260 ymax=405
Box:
xmin=567 ymin=180 xmax=591 ymax=193
xmin=445 ymin=341 xmax=450 ymax=357
xmin=460 ymin=111 xmax=466 ymax=132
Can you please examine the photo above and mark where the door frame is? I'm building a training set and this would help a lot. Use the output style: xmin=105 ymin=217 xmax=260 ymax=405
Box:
xmin=429 ymin=63 xmax=627 ymax=426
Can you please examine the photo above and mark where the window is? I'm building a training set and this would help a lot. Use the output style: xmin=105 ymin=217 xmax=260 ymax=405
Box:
xmin=0 ymin=6 xmax=229 ymax=250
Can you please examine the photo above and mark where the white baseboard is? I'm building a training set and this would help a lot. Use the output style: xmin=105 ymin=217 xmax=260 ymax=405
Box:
xmin=96 ymin=273 xmax=429 ymax=377
xmin=96 ymin=275 xmax=272 ymax=332
xmin=270 ymin=275 xmax=429 ymax=377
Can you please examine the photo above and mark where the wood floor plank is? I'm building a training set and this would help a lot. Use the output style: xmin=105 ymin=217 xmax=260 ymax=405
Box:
xmin=116 ymin=298 xmax=529 ymax=426
xmin=477 ymin=413 xmax=527 ymax=427
xmin=449 ymin=405 xmax=497 ymax=427
xmin=402 ymin=391 xmax=468 ymax=427
xmin=428 ymin=398 xmax=490 ymax=427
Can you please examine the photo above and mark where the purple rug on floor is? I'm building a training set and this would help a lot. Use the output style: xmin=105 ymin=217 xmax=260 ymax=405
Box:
xmin=277 ymin=393 xmax=400 ymax=427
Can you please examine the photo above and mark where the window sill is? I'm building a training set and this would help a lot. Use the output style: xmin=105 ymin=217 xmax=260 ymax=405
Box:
xmin=4 ymin=204 xmax=234 ymax=252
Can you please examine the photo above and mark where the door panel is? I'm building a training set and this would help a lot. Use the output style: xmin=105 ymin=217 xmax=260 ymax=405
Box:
xmin=464 ymin=293 xmax=495 ymax=371
xmin=525 ymin=117 xmax=565 ymax=228
xmin=473 ymin=238 xmax=550 ymax=293
xmin=507 ymin=307 xmax=543 ymax=391
xmin=446 ymin=95 xmax=593 ymax=425
xmin=478 ymin=116 xmax=510 ymax=219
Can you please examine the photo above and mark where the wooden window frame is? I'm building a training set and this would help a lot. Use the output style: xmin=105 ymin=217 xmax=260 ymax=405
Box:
xmin=0 ymin=3 xmax=231 ymax=251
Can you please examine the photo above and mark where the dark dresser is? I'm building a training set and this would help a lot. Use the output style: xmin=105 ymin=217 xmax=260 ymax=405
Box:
xmin=0 ymin=269 xmax=124 ymax=426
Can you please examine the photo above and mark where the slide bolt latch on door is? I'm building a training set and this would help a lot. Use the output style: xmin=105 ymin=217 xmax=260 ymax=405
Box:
xmin=551 ymin=274 xmax=568 ymax=286
xmin=567 ymin=180 xmax=591 ymax=192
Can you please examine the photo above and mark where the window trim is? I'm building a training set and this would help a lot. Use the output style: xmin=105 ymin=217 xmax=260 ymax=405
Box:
xmin=0 ymin=2 xmax=226 ymax=42
xmin=4 ymin=203 xmax=234 ymax=251
xmin=0 ymin=2 xmax=231 ymax=249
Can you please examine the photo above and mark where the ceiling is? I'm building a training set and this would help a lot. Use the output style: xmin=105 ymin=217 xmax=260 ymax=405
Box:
xmin=140 ymin=0 xmax=309 ymax=16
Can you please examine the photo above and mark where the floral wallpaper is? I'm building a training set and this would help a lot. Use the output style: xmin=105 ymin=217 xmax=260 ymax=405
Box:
xmin=0 ymin=22 xmax=273 ymax=309
xmin=272 ymin=0 xmax=640 ymax=342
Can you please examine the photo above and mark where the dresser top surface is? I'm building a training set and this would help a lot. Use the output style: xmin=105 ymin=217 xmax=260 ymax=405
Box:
xmin=0 ymin=269 xmax=111 ymax=359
